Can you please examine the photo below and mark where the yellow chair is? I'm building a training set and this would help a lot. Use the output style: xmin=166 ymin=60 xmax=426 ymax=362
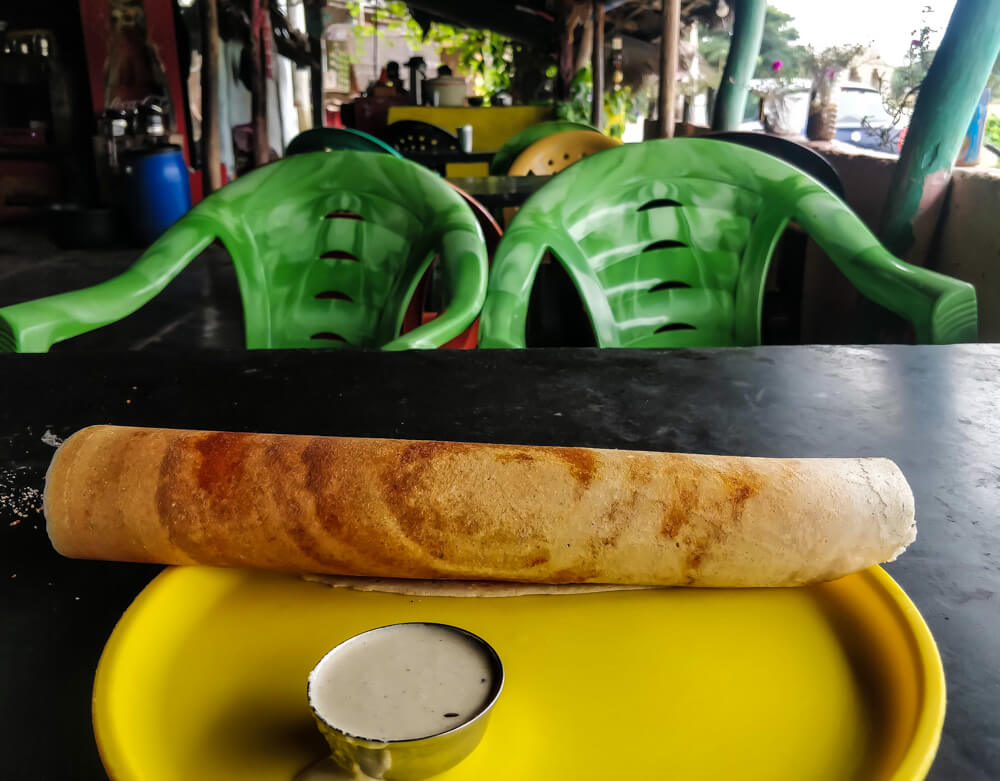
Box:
xmin=507 ymin=130 xmax=622 ymax=176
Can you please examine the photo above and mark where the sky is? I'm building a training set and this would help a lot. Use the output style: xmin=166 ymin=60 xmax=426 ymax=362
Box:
xmin=769 ymin=1 xmax=957 ymax=66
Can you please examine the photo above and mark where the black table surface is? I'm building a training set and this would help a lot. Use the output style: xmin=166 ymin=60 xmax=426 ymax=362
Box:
xmin=2 ymin=345 xmax=998 ymax=779
xmin=446 ymin=175 xmax=549 ymax=208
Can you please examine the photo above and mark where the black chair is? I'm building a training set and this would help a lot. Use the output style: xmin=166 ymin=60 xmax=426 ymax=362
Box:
xmin=703 ymin=131 xmax=846 ymax=200
xmin=381 ymin=120 xmax=462 ymax=155
xmin=378 ymin=121 xmax=467 ymax=175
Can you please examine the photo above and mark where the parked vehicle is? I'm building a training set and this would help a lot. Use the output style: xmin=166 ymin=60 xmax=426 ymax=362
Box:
xmin=834 ymin=84 xmax=904 ymax=154
xmin=740 ymin=80 xmax=906 ymax=155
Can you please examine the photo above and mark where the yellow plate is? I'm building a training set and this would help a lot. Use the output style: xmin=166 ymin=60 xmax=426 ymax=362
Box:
xmin=93 ymin=566 xmax=944 ymax=781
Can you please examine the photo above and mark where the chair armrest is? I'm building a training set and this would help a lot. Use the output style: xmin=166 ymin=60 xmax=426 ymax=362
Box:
xmin=0 ymin=218 xmax=215 ymax=352
xmin=383 ymin=227 xmax=488 ymax=350
xmin=477 ymin=229 xmax=551 ymax=349
xmin=794 ymin=191 xmax=978 ymax=344
xmin=838 ymin=246 xmax=978 ymax=344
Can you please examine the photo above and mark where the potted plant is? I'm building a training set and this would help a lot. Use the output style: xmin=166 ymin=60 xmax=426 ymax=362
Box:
xmin=805 ymin=44 xmax=864 ymax=140
xmin=754 ymin=60 xmax=802 ymax=135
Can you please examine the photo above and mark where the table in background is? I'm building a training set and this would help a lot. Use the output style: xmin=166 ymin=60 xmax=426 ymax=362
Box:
xmin=2 ymin=346 xmax=998 ymax=779
xmin=401 ymin=151 xmax=493 ymax=177
xmin=447 ymin=175 xmax=548 ymax=210
xmin=386 ymin=105 xmax=552 ymax=152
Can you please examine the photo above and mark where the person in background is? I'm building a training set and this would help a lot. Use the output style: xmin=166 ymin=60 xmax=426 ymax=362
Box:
xmin=367 ymin=61 xmax=407 ymax=98
xmin=383 ymin=61 xmax=407 ymax=95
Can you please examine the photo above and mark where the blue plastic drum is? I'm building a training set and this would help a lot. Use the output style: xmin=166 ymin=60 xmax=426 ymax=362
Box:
xmin=121 ymin=145 xmax=191 ymax=245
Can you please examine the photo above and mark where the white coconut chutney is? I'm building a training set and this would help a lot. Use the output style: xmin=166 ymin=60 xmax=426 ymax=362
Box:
xmin=309 ymin=624 xmax=496 ymax=742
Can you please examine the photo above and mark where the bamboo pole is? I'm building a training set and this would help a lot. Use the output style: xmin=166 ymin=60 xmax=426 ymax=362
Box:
xmin=880 ymin=0 xmax=1000 ymax=258
xmin=657 ymin=0 xmax=681 ymax=138
xmin=250 ymin=0 xmax=270 ymax=168
xmin=591 ymin=1 xmax=605 ymax=129
xmin=200 ymin=0 xmax=222 ymax=193
xmin=711 ymin=0 xmax=766 ymax=131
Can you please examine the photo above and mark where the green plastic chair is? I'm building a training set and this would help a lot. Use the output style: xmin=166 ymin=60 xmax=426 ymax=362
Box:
xmin=284 ymin=126 xmax=502 ymax=351
xmin=286 ymin=127 xmax=402 ymax=157
xmin=479 ymin=138 xmax=977 ymax=348
xmin=0 ymin=152 xmax=488 ymax=352
xmin=490 ymin=120 xmax=598 ymax=175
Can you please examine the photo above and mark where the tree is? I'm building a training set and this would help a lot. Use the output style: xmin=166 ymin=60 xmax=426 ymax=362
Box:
xmin=755 ymin=6 xmax=809 ymax=78
xmin=889 ymin=6 xmax=937 ymax=102
xmin=698 ymin=26 xmax=730 ymax=74
xmin=347 ymin=1 xmax=518 ymax=104
xmin=989 ymin=50 xmax=1000 ymax=93
xmin=699 ymin=5 xmax=809 ymax=81
xmin=887 ymin=11 xmax=999 ymax=104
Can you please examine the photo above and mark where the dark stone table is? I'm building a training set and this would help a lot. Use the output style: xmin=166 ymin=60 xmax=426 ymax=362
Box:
xmin=446 ymin=175 xmax=548 ymax=209
xmin=2 ymin=346 xmax=998 ymax=778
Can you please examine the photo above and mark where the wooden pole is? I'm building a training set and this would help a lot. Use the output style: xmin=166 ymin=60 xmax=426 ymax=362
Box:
xmin=556 ymin=0 xmax=577 ymax=101
xmin=575 ymin=10 xmax=593 ymax=74
xmin=591 ymin=2 xmax=605 ymax=129
xmin=250 ymin=0 xmax=269 ymax=168
xmin=657 ymin=0 xmax=680 ymax=138
xmin=712 ymin=0 xmax=766 ymax=131
xmin=199 ymin=0 xmax=222 ymax=193
xmin=373 ymin=0 xmax=379 ymax=82
xmin=305 ymin=0 xmax=325 ymax=129
xmin=880 ymin=0 xmax=1000 ymax=258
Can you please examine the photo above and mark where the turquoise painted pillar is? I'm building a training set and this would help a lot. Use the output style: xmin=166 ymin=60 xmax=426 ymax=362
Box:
xmin=879 ymin=0 xmax=1000 ymax=257
xmin=711 ymin=0 xmax=766 ymax=131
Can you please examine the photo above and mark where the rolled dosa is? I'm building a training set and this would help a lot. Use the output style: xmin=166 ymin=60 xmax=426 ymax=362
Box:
xmin=44 ymin=425 xmax=915 ymax=587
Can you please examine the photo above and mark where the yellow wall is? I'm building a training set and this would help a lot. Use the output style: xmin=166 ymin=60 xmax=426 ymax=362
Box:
xmin=386 ymin=106 xmax=553 ymax=152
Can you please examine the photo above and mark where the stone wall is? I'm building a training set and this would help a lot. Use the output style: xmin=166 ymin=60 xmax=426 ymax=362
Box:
xmin=930 ymin=166 xmax=1000 ymax=341
xmin=799 ymin=141 xmax=1000 ymax=343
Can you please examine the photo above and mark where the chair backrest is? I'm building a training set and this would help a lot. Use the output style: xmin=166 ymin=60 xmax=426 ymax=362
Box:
xmin=286 ymin=132 xmax=500 ymax=349
xmin=479 ymin=138 xmax=977 ymax=349
xmin=381 ymin=120 xmax=461 ymax=155
xmin=196 ymin=152 xmax=486 ymax=349
xmin=508 ymin=130 xmax=622 ymax=176
xmin=284 ymin=128 xmax=498 ymax=249
xmin=491 ymin=120 xmax=597 ymax=174
xmin=286 ymin=127 xmax=402 ymax=157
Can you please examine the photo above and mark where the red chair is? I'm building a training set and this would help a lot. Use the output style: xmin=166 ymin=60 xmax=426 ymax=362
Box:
xmin=401 ymin=182 xmax=501 ymax=349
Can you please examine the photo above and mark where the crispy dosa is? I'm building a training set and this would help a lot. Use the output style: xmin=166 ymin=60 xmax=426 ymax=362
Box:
xmin=44 ymin=426 xmax=916 ymax=587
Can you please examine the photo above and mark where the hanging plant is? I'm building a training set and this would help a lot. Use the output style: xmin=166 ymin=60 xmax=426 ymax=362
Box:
xmin=555 ymin=65 xmax=639 ymax=138
xmin=345 ymin=1 xmax=518 ymax=105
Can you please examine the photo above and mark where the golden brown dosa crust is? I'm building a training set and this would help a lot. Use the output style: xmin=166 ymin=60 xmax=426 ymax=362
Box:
xmin=44 ymin=426 xmax=916 ymax=587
